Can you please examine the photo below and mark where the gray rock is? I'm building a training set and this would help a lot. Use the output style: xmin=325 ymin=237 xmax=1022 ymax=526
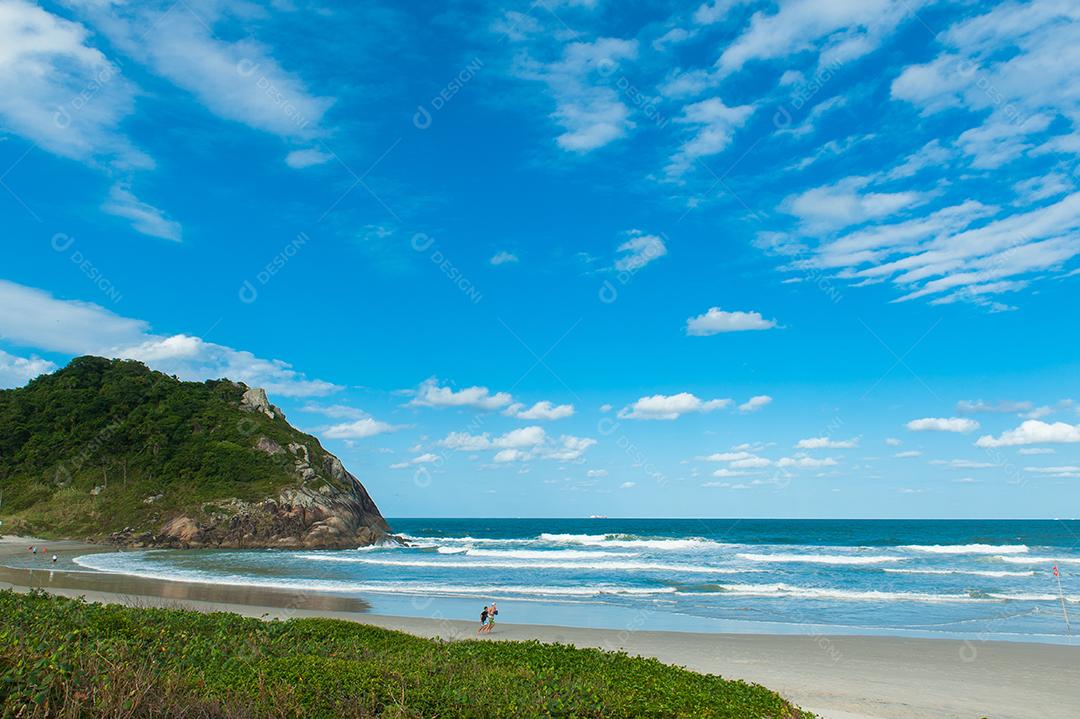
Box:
xmin=287 ymin=442 xmax=310 ymax=463
xmin=255 ymin=437 xmax=284 ymax=455
xmin=240 ymin=387 xmax=276 ymax=418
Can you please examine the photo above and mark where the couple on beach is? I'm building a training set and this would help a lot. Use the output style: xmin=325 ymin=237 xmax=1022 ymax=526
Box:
xmin=478 ymin=602 xmax=498 ymax=633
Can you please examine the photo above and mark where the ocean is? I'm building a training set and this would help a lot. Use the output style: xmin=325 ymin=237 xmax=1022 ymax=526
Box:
xmin=68 ymin=518 xmax=1080 ymax=644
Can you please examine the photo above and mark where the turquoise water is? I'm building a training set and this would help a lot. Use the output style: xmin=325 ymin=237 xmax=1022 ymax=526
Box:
xmin=69 ymin=518 xmax=1080 ymax=643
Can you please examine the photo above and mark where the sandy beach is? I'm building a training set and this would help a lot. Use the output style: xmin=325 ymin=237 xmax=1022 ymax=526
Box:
xmin=2 ymin=536 xmax=1077 ymax=719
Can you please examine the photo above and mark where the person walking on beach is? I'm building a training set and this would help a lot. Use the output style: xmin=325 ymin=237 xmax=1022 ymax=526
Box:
xmin=479 ymin=606 xmax=489 ymax=634
xmin=483 ymin=602 xmax=498 ymax=633
xmin=51 ymin=554 xmax=57 ymax=564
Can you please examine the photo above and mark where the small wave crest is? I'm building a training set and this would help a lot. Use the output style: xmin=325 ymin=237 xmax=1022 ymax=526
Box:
xmin=884 ymin=568 xmax=1036 ymax=578
xmin=74 ymin=553 xmax=680 ymax=600
xmin=996 ymin=555 xmax=1080 ymax=565
xmin=899 ymin=544 xmax=1029 ymax=555
xmin=297 ymin=553 xmax=753 ymax=575
xmin=537 ymin=533 xmax=722 ymax=550
xmin=738 ymin=552 xmax=902 ymax=565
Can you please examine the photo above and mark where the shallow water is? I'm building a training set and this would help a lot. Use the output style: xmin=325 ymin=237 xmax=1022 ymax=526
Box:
xmin=61 ymin=518 xmax=1080 ymax=643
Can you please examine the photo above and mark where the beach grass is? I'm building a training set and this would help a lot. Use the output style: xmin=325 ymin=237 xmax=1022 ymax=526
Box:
xmin=0 ymin=590 xmax=813 ymax=718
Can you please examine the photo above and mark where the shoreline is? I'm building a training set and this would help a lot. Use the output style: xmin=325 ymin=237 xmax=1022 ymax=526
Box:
xmin=3 ymin=537 xmax=1079 ymax=719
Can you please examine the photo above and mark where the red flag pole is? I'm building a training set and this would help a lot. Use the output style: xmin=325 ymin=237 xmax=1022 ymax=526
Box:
xmin=1054 ymin=565 xmax=1071 ymax=635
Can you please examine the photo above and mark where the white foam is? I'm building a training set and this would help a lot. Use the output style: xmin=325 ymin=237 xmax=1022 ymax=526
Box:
xmin=738 ymin=552 xmax=903 ymax=565
xmin=72 ymin=554 xmax=676 ymax=598
xmin=705 ymin=582 xmax=974 ymax=602
xmin=402 ymin=535 xmax=533 ymax=546
xmin=465 ymin=549 xmax=636 ymax=559
xmin=884 ymin=568 xmax=1036 ymax=578
xmin=988 ymin=592 xmax=1080 ymax=602
xmin=538 ymin=533 xmax=723 ymax=550
xmin=297 ymin=554 xmax=752 ymax=575
xmin=899 ymin=544 xmax=1029 ymax=555
xmin=996 ymin=555 xmax=1080 ymax=565
xmin=699 ymin=583 xmax=1080 ymax=604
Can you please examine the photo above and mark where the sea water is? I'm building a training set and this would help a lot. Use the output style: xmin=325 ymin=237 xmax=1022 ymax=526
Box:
xmin=68 ymin=518 xmax=1080 ymax=644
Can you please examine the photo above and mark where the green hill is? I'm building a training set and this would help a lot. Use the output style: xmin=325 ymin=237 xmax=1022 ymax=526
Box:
xmin=0 ymin=356 xmax=388 ymax=547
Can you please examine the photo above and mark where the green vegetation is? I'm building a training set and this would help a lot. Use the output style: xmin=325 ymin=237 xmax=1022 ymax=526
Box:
xmin=0 ymin=591 xmax=812 ymax=718
xmin=0 ymin=356 xmax=336 ymax=540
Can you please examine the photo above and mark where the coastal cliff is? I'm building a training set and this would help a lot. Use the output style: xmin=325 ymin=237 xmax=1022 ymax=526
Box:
xmin=0 ymin=356 xmax=390 ymax=549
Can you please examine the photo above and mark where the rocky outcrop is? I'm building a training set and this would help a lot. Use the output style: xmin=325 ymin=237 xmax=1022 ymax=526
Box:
xmin=255 ymin=437 xmax=284 ymax=455
xmin=129 ymin=479 xmax=392 ymax=549
xmin=241 ymin=388 xmax=283 ymax=419
xmin=107 ymin=385 xmax=392 ymax=550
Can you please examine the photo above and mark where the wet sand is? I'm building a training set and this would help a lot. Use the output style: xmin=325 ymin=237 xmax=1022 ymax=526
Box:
xmin=2 ymin=536 xmax=1077 ymax=719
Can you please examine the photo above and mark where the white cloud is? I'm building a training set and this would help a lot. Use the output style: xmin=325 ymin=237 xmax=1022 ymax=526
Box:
xmin=893 ymin=450 xmax=923 ymax=458
xmin=505 ymin=400 xmax=575 ymax=421
xmin=466 ymin=431 xmax=595 ymax=463
xmin=976 ymin=420 xmax=1080 ymax=447
xmin=930 ymin=459 xmax=997 ymax=469
xmin=788 ymin=2 xmax=1079 ymax=308
xmin=717 ymin=0 xmax=923 ymax=76
xmin=1018 ymin=447 xmax=1055 ymax=455
xmin=619 ymin=392 xmax=732 ymax=420
xmin=710 ymin=468 xmax=753 ymax=478
xmin=490 ymin=251 xmax=519 ymax=266
xmin=1014 ymin=172 xmax=1072 ymax=202
xmin=658 ymin=68 xmax=717 ymax=99
xmin=514 ymin=36 xmax=639 ymax=152
xmin=783 ymin=176 xmax=926 ymax=233
xmin=1023 ymin=465 xmax=1080 ymax=478
xmin=0 ymin=0 xmax=144 ymax=166
xmin=653 ymin=27 xmax=694 ymax=51
xmin=781 ymin=191 xmax=1080 ymax=309
xmin=586 ymin=469 xmax=608 ymax=477
xmin=409 ymin=378 xmax=513 ymax=410
xmin=693 ymin=0 xmax=751 ymax=26
xmin=101 ymin=184 xmax=182 ymax=241
xmin=906 ymin=417 xmax=980 ymax=433
xmin=439 ymin=432 xmax=495 ymax=452
xmin=441 ymin=426 xmax=548 ymax=451
xmin=700 ymin=451 xmax=754 ymax=462
xmin=956 ymin=399 xmax=1035 ymax=414
xmin=69 ymin=1 xmax=332 ymax=141
xmin=324 ymin=417 xmax=404 ymax=440
xmin=686 ymin=308 xmax=777 ymax=335
xmin=738 ymin=395 xmax=773 ymax=413
xmin=544 ymin=435 xmax=597 ymax=461
xmin=777 ymin=454 xmax=838 ymax=468
xmin=285 ymin=148 xmax=333 ymax=169
xmin=666 ymin=97 xmax=754 ymax=176
xmin=301 ymin=403 xmax=369 ymax=420
xmin=796 ymin=436 xmax=858 ymax=449
xmin=0 ymin=280 xmax=338 ymax=397
xmin=619 ymin=481 xmax=636 ymax=489
xmin=613 ymin=231 xmax=667 ymax=272
xmin=884 ymin=437 xmax=902 ymax=446
xmin=493 ymin=448 xmax=529 ymax=463
xmin=891 ymin=2 xmax=1080 ymax=168
xmin=0 ymin=349 xmax=56 ymax=389
xmin=389 ymin=453 xmax=441 ymax=469
xmin=498 ymin=426 xmax=549 ymax=448
xmin=732 ymin=455 xmax=772 ymax=468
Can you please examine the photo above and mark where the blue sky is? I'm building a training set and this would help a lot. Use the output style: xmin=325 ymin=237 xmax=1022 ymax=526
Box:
xmin=1 ymin=0 xmax=1079 ymax=518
